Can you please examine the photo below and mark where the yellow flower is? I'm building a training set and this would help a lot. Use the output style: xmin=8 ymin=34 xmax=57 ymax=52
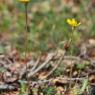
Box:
xmin=19 ymin=0 xmax=30 ymax=3
xmin=66 ymin=18 xmax=81 ymax=27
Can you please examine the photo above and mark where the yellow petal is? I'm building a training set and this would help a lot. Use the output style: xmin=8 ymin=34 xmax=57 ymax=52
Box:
xmin=19 ymin=0 xmax=30 ymax=3
xmin=66 ymin=18 xmax=81 ymax=27
xmin=72 ymin=19 xmax=76 ymax=24
xmin=72 ymin=19 xmax=77 ymax=26
xmin=67 ymin=19 xmax=72 ymax=25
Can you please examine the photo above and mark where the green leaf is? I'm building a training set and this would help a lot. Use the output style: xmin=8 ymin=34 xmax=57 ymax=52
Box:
xmin=19 ymin=80 xmax=28 ymax=95
xmin=79 ymin=79 xmax=88 ymax=95
xmin=76 ymin=63 xmax=86 ymax=70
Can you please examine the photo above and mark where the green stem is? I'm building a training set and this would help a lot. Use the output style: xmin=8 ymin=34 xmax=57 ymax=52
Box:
xmin=25 ymin=3 xmax=28 ymax=59
xmin=24 ymin=3 xmax=29 ymax=81
xmin=69 ymin=27 xmax=74 ymax=89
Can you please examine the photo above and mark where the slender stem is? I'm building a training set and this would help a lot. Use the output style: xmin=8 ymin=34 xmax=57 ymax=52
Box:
xmin=24 ymin=3 xmax=28 ymax=81
xmin=24 ymin=3 xmax=30 ymax=95
xmin=69 ymin=27 xmax=74 ymax=89
xmin=25 ymin=3 xmax=28 ymax=59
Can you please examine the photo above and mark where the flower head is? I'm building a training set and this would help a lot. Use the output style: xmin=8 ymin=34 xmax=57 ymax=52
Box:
xmin=19 ymin=0 xmax=30 ymax=3
xmin=66 ymin=18 xmax=81 ymax=27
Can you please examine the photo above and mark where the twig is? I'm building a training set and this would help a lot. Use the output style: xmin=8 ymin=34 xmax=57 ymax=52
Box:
xmin=28 ymin=53 xmax=55 ymax=78
xmin=0 ymin=77 xmax=87 ymax=91
xmin=19 ymin=65 xmax=27 ymax=79
xmin=64 ymin=56 xmax=82 ymax=62
xmin=30 ymin=58 xmax=40 ymax=72
xmin=0 ymin=84 xmax=18 ymax=91
xmin=0 ymin=60 xmax=12 ymax=70
xmin=5 ymin=56 xmax=13 ymax=65
xmin=44 ymin=53 xmax=65 ymax=79
xmin=19 ymin=59 xmax=40 ymax=79
xmin=30 ymin=77 xmax=87 ymax=87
